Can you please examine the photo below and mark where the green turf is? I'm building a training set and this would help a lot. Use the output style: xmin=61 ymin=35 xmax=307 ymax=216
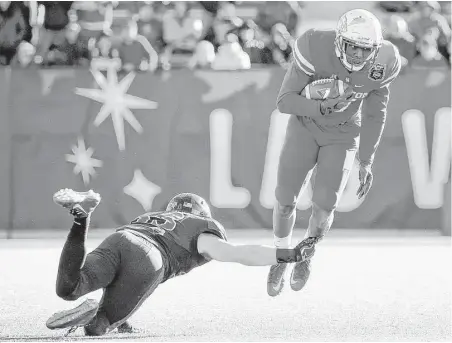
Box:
xmin=0 ymin=231 xmax=451 ymax=341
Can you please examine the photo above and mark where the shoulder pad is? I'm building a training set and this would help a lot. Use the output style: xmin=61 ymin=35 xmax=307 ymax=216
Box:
xmin=293 ymin=29 xmax=336 ymax=76
xmin=207 ymin=218 xmax=227 ymax=241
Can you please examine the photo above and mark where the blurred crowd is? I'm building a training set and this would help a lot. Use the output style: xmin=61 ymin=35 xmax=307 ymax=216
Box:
xmin=381 ymin=1 xmax=451 ymax=69
xmin=0 ymin=1 xmax=300 ymax=70
xmin=0 ymin=1 xmax=449 ymax=71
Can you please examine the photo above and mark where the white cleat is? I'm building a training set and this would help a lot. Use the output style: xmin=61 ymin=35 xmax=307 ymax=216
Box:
xmin=267 ymin=263 xmax=290 ymax=297
xmin=53 ymin=188 xmax=101 ymax=217
xmin=46 ymin=299 xmax=99 ymax=330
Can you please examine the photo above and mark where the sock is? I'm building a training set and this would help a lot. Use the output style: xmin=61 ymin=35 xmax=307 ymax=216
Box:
xmin=274 ymin=234 xmax=292 ymax=248
xmin=273 ymin=203 xmax=295 ymax=248
xmin=56 ymin=215 xmax=90 ymax=296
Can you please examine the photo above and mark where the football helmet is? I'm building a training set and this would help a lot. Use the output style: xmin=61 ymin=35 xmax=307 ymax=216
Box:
xmin=335 ymin=9 xmax=383 ymax=71
xmin=166 ymin=193 xmax=212 ymax=218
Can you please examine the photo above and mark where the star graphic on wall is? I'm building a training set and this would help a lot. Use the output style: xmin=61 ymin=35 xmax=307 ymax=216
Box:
xmin=75 ymin=69 xmax=158 ymax=151
xmin=124 ymin=169 xmax=162 ymax=211
xmin=65 ymin=137 xmax=103 ymax=185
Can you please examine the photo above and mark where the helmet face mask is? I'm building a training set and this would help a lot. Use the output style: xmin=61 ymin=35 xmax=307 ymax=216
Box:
xmin=335 ymin=9 xmax=383 ymax=71
xmin=166 ymin=193 xmax=212 ymax=218
xmin=338 ymin=37 xmax=377 ymax=69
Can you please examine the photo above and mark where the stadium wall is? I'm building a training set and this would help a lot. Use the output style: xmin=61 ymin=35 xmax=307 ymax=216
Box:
xmin=0 ymin=66 xmax=450 ymax=232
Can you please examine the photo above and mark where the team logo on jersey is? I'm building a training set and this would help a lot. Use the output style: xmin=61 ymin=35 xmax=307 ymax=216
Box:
xmin=368 ymin=63 xmax=386 ymax=81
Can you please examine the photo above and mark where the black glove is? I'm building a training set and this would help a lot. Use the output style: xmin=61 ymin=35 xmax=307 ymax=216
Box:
xmin=276 ymin=236 xmax=320 ymax=263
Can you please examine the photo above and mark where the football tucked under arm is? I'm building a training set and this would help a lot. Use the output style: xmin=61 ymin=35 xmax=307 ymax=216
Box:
xmin=301 ymin=78 xmax=353 ymax=100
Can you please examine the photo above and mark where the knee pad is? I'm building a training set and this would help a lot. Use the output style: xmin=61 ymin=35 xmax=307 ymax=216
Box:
xmin=277 ymin=202 xmax=296 ymax=218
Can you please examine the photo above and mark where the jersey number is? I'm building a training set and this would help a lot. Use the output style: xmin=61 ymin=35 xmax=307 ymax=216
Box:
xmin=131 ymin=212 xmax=186 ymax=235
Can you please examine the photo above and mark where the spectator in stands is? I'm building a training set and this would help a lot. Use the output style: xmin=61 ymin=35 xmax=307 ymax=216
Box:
xmin=407 ymin=1 xmax=451 ymax=62
xmin=188 ymin=39 xmax=215 ymax=69
xmin=16 ymin=1 xmax=32 ymax=44
xmin=206 ymin=2 xmax=243 ymax=48
xmin=137 ymin=3 xmax=164 ymax=54
xmin=255 ymin=2 xmax=301 ymax=37
xmin=93 ymin=34 xmax=112 ymax=59
xmin=412 ymin=27 xmax=450 ymax=68
xmin=71 ymin=1 xmax=111 ymax=54
xmin=46 ymin=22 xmax=89 ymax=66
xmin=383 ymin=15 xmax=417 ymax=68
xmin=161 ymin=2 xmax=203 ymax=69
xmin=111 ymin=19 xmax=158 ymax=73
xmin=89 ymin=34 xmax=122 ymax=71
xmin=10 ymin=40 xmax=35 ymax=67
xmin=34 ymin=1 xmax=73 ymax=65
xmin=239 ymin=21 xmax=272 ymax=64
xmin=211 ymin=33 xmax=250 ymax=70
xmin=0 ymin=1 xmax=27 ymax=65
xmin=268 ymin=23 xmax=293 ymax=68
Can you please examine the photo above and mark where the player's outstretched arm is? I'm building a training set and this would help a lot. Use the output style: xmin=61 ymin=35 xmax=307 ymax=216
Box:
xmin=197 ymin=233 xmax=315 ymax=266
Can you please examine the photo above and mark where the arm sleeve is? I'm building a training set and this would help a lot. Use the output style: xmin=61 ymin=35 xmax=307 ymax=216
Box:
xmin=276 ymin=30 xmax=322 ymax=118
xmin=359 ymin=47 xmax=402 ymax=166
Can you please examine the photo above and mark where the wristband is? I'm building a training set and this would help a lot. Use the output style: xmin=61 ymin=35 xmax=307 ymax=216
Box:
xmin=276 ymin=248 xmax=297 ymax=263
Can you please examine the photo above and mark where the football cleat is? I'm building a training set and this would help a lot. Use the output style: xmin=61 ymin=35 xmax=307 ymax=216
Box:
xmin=46 ymin=299 xmax=99 ymax=331
xmin=53 ymin=188 xmax=101 ymax=217
xmin=290 ymin=258 xmax=312 ymax=291
xmin=267 ymin=263 xmax=290 ymax=297
xmin=290 ymin=236 xmax=320 ymax=291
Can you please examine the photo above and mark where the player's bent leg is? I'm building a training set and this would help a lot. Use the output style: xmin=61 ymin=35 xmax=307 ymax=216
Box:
xmin=290 ymin=202 xmax=334 ymax=291
xmin=84 ymin=231 xmax=165 ymax=336
xmin=56 ymin=232 xmax=122 ymax=301
xmin=274 ymin=115 xmax=319 ymax=240
xmin=268 ymin=116 xmax=319 ymax=297
xmin=309 ymin=142 xmax=356 ymax=238
xmin=290 ymin=143 xmax=356 ymax=292
xmin=53 ymin=188 xmax=120 ymax=301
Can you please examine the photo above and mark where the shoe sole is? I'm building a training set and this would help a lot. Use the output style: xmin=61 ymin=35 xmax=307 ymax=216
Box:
xmin=46 ymin=299 xmax=99 ymax=330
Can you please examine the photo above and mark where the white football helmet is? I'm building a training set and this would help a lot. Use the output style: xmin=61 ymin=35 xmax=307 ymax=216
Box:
xmin=335 ymin=9 xmax=383 ymax=71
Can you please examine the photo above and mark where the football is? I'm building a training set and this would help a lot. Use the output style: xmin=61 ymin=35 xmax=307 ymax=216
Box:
xmin=301 ymin=78 xmax=352 ymax=100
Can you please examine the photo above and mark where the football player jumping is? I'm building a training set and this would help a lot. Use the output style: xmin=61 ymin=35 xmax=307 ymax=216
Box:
xmin=46 ymin=189 xmax=316 ymax=336
xmin=267 ymin=9 xmax=402 ymax=296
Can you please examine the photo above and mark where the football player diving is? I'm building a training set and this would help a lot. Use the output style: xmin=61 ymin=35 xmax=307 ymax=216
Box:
xmin=46 ymin=189 xmax=317 ymax=336
xmin=267 ymin=9 xmax=402 ymax=296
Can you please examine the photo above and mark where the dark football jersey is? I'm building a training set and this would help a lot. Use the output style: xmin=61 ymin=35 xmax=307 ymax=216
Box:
xmin=117 ymin=211 xmax=227 ymax=280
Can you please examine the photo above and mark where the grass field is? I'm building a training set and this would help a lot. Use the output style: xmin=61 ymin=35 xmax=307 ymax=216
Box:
xmin=0 ymin=229 xmax=451 ymax=342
